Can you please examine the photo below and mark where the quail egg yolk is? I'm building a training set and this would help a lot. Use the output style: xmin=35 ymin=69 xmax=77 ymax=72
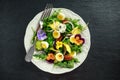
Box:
xmin=53 ymin=30 xmax=60 ymax=38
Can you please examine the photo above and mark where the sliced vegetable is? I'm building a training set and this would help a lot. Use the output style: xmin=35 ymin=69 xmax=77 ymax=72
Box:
xmin=63 ymin=43 xmax=71 ymax=53
xmin=64 ymin=54 xmax=73 ymax=60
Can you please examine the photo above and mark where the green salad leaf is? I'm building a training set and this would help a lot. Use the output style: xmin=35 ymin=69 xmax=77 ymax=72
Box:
xmin=65 ymin=23 xmax=73 ymax=33
xmin=45 ymin=32 xmax=54 ymax=47
xmin=51 ymin=9 xmax=61 ymax=18
xmin=62 ymin=38 xmax=70 ymax=44
xmin=42 ymin=9 xmax=61 ymax=28
xmin=54 ymin=58 xmax=79 ymax=68
xmin=71 ymin=44 xmax=82 ymax=53
xmin=33 ymin=53 xmax=47 ymax=60
xmin=67 ymin=18 xmax=84 ymax=31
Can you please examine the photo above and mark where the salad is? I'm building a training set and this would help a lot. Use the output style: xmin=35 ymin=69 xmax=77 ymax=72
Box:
xmin=31 ymin=9 xmax=85 ymax=68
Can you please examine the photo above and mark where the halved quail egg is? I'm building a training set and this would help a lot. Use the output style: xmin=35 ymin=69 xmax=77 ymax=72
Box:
xmin=57 ymin=13 xmax=65 ymax=20
xmin=55 ymin=53 xmax=64 ymax=62
xmin=53 ymin=30 xmax=61 ymax=38
xmin=41 ymin=41 xmax=49 ymax=49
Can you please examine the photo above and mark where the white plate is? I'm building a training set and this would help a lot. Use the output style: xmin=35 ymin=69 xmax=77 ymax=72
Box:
xmin=24 ymin=8 xmax=91 ymax=74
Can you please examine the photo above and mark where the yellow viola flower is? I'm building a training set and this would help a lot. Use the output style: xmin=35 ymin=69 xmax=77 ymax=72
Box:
xmin=56 ymin=41 xmax=63 ymax=49
xmin=49 ymin=21 xmax=60 ymax=30
xmin=70 ymin=35 xmax=76 ymax=43
xmin=71 ymin=27 xmax=81 ymax=34
xmin=70 ymin=34 xmax=85 ymax=45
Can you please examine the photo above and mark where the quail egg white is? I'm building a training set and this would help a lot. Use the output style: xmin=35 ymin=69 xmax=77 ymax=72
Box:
xmin=55 ymin=53 xmax=64 ymax=62
xmin=57 ymin=13 xmax=65 ymax=20
xmin=41 ymin=41 xmax=49 ymax=49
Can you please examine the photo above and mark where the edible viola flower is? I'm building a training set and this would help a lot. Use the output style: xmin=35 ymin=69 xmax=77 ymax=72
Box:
xmin=71 ymin=27 xmax=81 ymax=34
xmin=46 ymin=53 xmax=55 ymax=63
xmin=56 ymin=41 xmax=63 ymax=49
xmin=70 ymin=34 xmax=85 ymax=45
xmin=37 ymin=29 xmax=47 ymax=40
xmin=49 ymin=21 xmax=60 ymax=30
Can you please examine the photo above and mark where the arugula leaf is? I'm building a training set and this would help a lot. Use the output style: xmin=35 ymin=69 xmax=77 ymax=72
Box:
xmin=44 ymin=47 xmax=51 ymax=54
xmin=54 ymin=58 xmax=79 ymax=68
xmin=43 ymin=25 xmax=52 ymax=32
xmin=54 ymin=61 xmax=68 ymax=68
xmin=62 ymin=38 xmax=70 ymax=44
xmin=67 ymin=60 xmax=74 ymax=68
xmin=67 ymin=18 xmax=84 ymax=31
xmin=45 ymin=32 xmax=54 ymax=47
xmin=59 ymin=47 xmax=64 ymax=53
xmin=73 ymin=58 xmax=80 ymax=63
xmin=51 ymin=9 xmax=61 ymax=17
xmin=43 ymin=9 xmax=61 ymax=25
xmin=33 ymin=53 xmax=47 ymax=60
xmin=43 ymin=17 xmax=53 ymax=27
xmin=77 ymin=24 xmax=84 ymax=31
xmin=71 ymin=44 xmax=82 ymax=53
xmin=65 ymin=23 xmax=73 ymax=32
xmin=69 ymin=19 xmax=79 ymax=26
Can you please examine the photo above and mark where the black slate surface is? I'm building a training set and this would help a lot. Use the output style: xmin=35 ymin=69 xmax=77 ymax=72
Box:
xmin=0 ymin=0 xmax=120 ymax=80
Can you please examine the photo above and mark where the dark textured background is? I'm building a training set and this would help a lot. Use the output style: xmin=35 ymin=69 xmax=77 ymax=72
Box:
xmin=0 ymin=0 xmax=120 ymax=80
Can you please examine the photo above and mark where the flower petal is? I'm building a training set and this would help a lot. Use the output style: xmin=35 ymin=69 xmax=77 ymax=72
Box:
xmin=37 ymin=30 xmax=47 ymax=40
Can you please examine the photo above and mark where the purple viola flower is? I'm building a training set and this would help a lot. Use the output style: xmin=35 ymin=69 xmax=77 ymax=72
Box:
xmin=37 ymin=29 xmax=47 ymax=40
